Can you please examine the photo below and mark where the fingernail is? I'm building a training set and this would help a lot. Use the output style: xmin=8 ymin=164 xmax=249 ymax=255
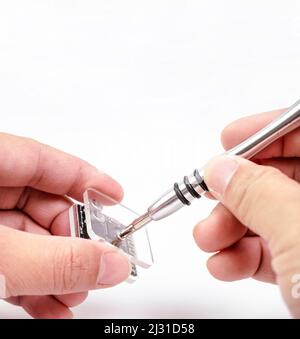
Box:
xmin=98 ymin=252 xmax=131 ymax=286
xmin=204 ymin=155 xmax=239 ymax=199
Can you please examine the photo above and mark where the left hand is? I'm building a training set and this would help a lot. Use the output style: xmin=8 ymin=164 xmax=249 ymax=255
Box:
xmin=0 ymin=132 xmax=125 ymax=318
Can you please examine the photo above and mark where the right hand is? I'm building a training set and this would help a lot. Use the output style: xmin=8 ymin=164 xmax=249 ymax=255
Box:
xmin=193 ymin=109 xmax=300 ymax=318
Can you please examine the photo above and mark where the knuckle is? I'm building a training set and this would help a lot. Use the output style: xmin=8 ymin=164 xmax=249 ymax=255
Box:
xmin=52 ymin=241 xmax=92 ymax=294
xmin=230 ymin=165 xmax=281 ymax=225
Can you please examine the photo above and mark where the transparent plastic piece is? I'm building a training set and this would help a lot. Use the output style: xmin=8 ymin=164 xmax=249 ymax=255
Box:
xmin=69 ymin=188 xmax=153 ymax=282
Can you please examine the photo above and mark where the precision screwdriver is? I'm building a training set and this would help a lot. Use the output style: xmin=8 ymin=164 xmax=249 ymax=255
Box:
xmin=116 ymin=99 xmax=300 ymax=242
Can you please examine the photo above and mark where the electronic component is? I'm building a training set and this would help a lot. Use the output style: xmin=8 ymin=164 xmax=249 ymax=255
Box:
xmin=69 ymin=188 xmax=153 ymax=282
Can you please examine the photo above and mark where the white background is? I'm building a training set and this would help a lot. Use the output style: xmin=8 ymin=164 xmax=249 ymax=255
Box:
xmin=0 ymin=0 xmax=299 ymax=319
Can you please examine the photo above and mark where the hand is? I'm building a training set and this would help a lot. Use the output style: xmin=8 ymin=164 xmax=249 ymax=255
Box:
xmin=193 ymin=109 xmax=300 ymax=318
xmin=0 ymin=133 xmax=130 ymax=318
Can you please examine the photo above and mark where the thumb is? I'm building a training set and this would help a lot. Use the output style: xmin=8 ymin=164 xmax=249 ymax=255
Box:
xmin=203 ymin=155 xmax=300 ymax=252
xmin=204 ymin=155 xmax=300 ymax=317
xmin=0 ymin=226 xmax=131 ymax=298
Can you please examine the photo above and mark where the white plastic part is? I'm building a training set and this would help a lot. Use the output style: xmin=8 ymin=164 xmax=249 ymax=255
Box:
xmin=69 ymin=188 xmax=153 ymax=282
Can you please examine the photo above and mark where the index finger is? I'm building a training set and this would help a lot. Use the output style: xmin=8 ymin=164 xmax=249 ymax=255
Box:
xmin=221 ymin=108 xmax=300 ymax=159
xmin=0 ymin=133 xmax=123 ymax=201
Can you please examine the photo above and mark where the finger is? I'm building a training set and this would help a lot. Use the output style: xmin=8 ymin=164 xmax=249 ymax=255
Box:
xmin=5 ymin=297 xmax=20 ymax=306
xmin=5 ymin=290 xmax=87 ymax=313
xmin=0 ymin=187 xmax=24 ymax=209
xmin=20 ymin=295 xmax=73 ymax=319
xmin=0 ymin=187 xmax=117 ymax=236
xmin=54 ymin=292 xmax=88 ymax=308
xmin=0 ymin=188 xmax=73 ymax=235
xmin=221 ymin=108 xmax=300 ymax=159
xmin=0 ymin=212 xmax=87 ymax=314
xmin=5 ymin=291 xmax=88 ymax=311
xmin=193 ymin=203 xmax=247 ymax=252
xmin=4 ymin=295 xmax=73 ymax=319
xmin=0 ymin=210 xmax=49 ymax=235
xmin=204 ymin=155 xmax=300 ymax=317
xmin=207 ymin=237 xmax=276 ymax=283
xmin=16 ymin=188 xmax=72 ymax=235
xmin=259 ymin=157 xmax=300 ymax=183
xmin=0 ymin=133 xmax=123 ymax=202
xmin=0 ymin=225 xmax=131 ymax=297
xmin=204 ymin=155 xmax=300 ymax=252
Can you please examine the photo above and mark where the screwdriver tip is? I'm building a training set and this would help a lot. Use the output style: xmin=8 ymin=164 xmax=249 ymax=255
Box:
xmin=114 ymin=213 xmax=152 ymax=243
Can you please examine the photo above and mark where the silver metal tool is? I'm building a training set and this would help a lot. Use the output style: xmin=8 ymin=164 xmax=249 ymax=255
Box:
xmin=117 ymin=99 xmax=300 ymax=241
